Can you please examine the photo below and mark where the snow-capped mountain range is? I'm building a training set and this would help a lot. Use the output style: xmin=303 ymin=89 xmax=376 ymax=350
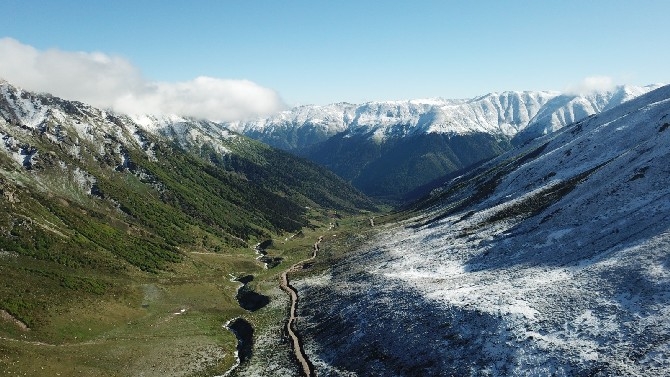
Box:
xmin=293 ymin=84 xmax=670 ymax=376
xmin=4 ymin=79 xmax=661 ymax=204
xmin=224 ymin=84 xmax=663 ymax=202
xmin=226 ymin=84 xmax=662 ymax=150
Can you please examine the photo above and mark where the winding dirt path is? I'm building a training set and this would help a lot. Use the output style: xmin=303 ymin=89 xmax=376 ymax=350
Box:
xmin=280 ymin=236 xmax=322 ymax=377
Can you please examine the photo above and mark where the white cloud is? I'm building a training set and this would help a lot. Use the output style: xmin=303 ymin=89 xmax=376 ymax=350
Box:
xmin=565 ymin=76 xmax=617 ymax=95
xmin=0 ymin=38 xmax=285 ymax=121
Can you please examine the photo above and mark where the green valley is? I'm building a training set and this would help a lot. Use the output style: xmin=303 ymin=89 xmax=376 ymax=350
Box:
xmin=0 ymin=82 xmax=378 ymax=376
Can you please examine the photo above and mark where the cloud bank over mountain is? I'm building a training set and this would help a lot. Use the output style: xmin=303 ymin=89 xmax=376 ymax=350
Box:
xmin=0 ymin=38 xmax=285 ymax=121
xmin=565 ymin=75 xmax=617 ymax=95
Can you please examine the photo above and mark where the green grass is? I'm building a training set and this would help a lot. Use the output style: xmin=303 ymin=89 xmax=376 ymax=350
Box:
xmin=0 ymin=162 xmax=373 ymax=376
xmin=0 ymin=207 xmax=379 ymax=376
xmin=0 ymin=247 xmax=250 ymax=376
xmin=0 ymin=171 xmax=374 ymax=376
xmin=0 ymin=84 xmax=386 ymax=376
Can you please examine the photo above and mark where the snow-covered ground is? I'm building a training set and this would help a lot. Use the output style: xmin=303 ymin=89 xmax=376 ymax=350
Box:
xmin=295 ymin=85 xmax=670 ymax=376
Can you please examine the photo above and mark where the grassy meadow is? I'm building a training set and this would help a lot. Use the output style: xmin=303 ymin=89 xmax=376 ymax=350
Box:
xmin=0 ymin=208 xmax=372 ymax=376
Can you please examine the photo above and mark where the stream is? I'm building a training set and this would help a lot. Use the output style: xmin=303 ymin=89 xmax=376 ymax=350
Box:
xmin=221 ymin=317 xmax=254 ymax=377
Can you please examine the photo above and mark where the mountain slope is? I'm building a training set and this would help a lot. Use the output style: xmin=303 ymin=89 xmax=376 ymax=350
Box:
xmin=126 ymin=113 xmax=375 ymax=212
xmin=0 ymin=80 xmax=374 ymax=331
xmin=306 ymin=131 xmax=511 ymax=201
xmin=295 ymin=84 xmax=670 ymax=375
xmin=227 ymin=85 xmax=661 ymax=201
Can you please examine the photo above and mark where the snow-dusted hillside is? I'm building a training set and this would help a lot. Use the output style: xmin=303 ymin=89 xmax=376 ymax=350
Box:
xmin=226 ymin=85 xmax=662 ymax=150
xmin=0 ymin=79 xmax=374 ymax=228
xmin=0 ymin=79 xmax=243 ymax=169
xmin=295 ymin=85 xmax=670 ymax=375
xmin=129 ymin=114 xmax=238 ymax=153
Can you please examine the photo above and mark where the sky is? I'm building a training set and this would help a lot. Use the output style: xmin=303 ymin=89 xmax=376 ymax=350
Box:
xmin=1 ymin=0 xmax=669 ymax=121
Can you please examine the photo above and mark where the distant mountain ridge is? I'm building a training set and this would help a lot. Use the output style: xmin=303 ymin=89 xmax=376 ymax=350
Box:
xmin=226 ymin=85 xmax=662 ymax=202
xmin=3 ymin=80 xmax=659 ymax=206
xmin=226 ymin=84 xmax=661 ymax=150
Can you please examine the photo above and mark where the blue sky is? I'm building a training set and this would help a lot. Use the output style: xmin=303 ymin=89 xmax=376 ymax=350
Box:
xmin=1 ymin=0 xmax=669 ymax=119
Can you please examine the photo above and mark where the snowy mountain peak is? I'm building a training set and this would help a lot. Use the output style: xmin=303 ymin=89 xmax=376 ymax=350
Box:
xmin=226 ymin=84 xmax=663 ymax=151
